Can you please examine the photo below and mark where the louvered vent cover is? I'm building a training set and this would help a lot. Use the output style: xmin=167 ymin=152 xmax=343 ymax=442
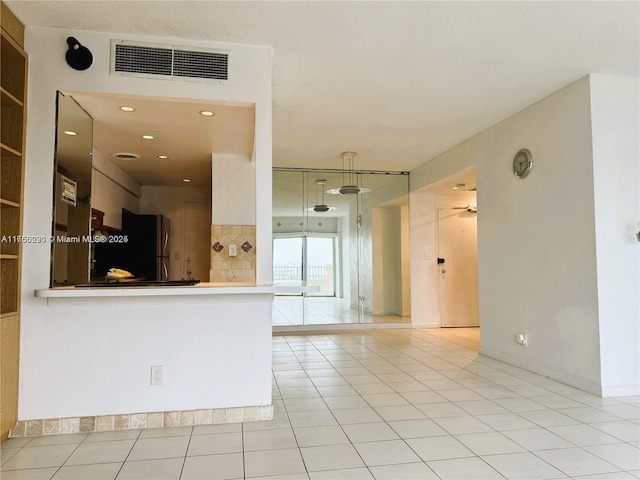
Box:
xmin=112 ymin=41 xmax=229 ymax=82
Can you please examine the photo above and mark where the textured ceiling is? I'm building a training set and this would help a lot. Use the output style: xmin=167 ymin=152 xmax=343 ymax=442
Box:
xmin=7 ymin=1 xmax=640 ymax=172
xmin=68 ymin=92 xmax=254 ymax=187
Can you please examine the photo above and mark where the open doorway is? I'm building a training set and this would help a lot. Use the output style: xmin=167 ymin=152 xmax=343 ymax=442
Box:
xmin=436 ymin=204 xmax=479 ymax=327
xmin=412 ymin=166 xmax=479 ymax=330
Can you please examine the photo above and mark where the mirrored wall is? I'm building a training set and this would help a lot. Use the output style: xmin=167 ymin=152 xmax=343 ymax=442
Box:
xmin=272 ymin=169 xmax=410 ymax=326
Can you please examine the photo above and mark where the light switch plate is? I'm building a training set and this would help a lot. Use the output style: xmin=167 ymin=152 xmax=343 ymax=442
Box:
xmin=229 ymin=244 xmax=237 ymax=256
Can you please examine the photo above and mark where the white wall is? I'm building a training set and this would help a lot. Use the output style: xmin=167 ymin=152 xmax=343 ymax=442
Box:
xmin=21 ymin=297 xmax=272 ymax=419
xmin=212 ymin=154 xmax=256 ymax=226
xmin=590 ymin=75 xmax=640 ymax=396
xmin=91 ymin=149 xmax=140 ymax=229
xmin=412 ymin=77 xmax=606 ymax=394
xmin=139 ymin=186 xmax=211 ymax=280
xmin=20 ymin=26 xmax=272 ymax=420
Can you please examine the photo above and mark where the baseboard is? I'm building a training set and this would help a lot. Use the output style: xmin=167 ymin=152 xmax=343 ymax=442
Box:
xmin=10 ymin=404 xmax=273 ymax=438
xmin=600 ymin=384 xmax=640 ymax=397
xmin=479 ymin=346 xmax=603 ymax=396
xmin=273 ymin=323 xmax=413 ymax=333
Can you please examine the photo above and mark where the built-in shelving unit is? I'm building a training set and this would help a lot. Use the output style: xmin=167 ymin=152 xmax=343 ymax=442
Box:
xmin=1 ymin=4 xmax=27 ymax=441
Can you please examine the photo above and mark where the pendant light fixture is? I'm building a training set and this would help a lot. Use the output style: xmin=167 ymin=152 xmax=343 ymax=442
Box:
xmin=327 ymin=151 xmax=372 ymax=195
xmin=313 ymin=179 xmax=330 ymax=212
xmin=338 ymin=151 xmax=360 ymax=195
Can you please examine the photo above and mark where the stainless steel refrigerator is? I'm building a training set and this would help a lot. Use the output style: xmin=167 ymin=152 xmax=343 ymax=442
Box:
xmin=122 ymin=211 xmax=170 ymax=281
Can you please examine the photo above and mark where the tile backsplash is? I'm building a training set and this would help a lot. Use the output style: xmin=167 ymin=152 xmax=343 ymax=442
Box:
xmin=210 ymin=225 xmax=256 ymax=283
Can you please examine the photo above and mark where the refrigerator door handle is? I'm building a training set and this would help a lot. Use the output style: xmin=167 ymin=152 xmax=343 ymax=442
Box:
xmin=161 ymin=216 xmax=169 ymax=256
xmin=162 ymin=259 xmax=168 ymax=281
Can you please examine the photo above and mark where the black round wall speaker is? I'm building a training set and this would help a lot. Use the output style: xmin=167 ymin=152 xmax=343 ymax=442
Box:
xmin=65 ymin=37 xmax=93 ymax=71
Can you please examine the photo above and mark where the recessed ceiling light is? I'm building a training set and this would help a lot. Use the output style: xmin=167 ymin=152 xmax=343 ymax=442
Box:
xmin=182 ymin=178 xmax=191 ymax=183
xmin=158 ymin=155 xmax=169 ymax=159
xmin=452 ymin=183 xmax=465 ymax=190
xmin=63 ymin=130 xmax=77 ymax=136
xmin=199 ymin=110 xmax=215 ymax=117
xmin=142 ymin=135 xmax=154 ymax=140
xmin=119 ymin=106 xmax=135 ymax=112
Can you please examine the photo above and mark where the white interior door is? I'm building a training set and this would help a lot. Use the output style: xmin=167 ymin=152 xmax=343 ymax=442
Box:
xmin=437 ymin=207 xmax=479 ymax=327
xmin=183 ymin=201 xmax=211 ymax=281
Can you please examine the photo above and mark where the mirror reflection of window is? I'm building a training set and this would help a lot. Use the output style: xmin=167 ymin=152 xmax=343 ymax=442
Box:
xmin=51 ymin=92 xmax=93 ymax=286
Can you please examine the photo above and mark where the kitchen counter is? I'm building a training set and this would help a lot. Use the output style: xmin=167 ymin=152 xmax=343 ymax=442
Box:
xmin=35 ymin=282 xmax=319 ymax=298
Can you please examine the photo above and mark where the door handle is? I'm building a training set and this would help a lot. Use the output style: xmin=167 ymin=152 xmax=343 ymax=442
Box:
xmin=437 ymin=258 xmax=445 ymax=264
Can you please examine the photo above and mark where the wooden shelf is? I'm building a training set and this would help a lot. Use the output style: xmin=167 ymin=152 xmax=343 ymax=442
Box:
xmin=0 ymin=198 xmax=19 ymax=208
xmin=0 ymin=143 xmax=20 ymax=158
xmin=1 ymin=8 xmax=26 ymax=441
xmin=0 ymin=86 xmax=22 ymax=107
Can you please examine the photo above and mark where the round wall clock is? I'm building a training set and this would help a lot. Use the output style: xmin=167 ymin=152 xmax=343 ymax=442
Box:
xmin=513 ymin=149 xmax=533 ymax=179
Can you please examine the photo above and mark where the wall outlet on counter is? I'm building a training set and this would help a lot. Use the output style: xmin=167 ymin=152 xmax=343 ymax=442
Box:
xmin=151 ymin=366 xmax=164 ymax=385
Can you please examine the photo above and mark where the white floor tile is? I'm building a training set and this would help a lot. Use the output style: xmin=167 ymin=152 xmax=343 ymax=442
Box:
xmin=427 ymin=456 xmax=503 ymax=479
xmin=518 ymin=409 xmax=581 ymax=427
xmin=324 ymin=396 xmax=369 ymax=410
xmin=589 ymin=421 xmax=640 ymax=442
xmin=84 ymin=431 xmax=141 ymax=443
xmin=548 ymin=424 xmax=625 ymax=446
xmin=65 ymin=440 xmax=134 ymax=465
xmin=432 ymin=415 xmax=495 ymax=434
xmin=26 ymin=434 xmax=87 ymax=447
xmin=138 ymin=426 xmax=192 ymax=439
xmin=180 ymin=452 xmax=244 ymax=480
xmin=535 ymin=447 xmax=621 ymax=477
xmin=406 ymin=435 xmax=475 ymax=461
xmin=481 ymin=452 xmax=565 ymax=479
xmin=353 ymin=439 xmax=421 ymax=466
xmin=288 ymin=411 xmax=337 ymax=428
xmin=244 ymin=447 xmax=306 ymax=478
xmin=387 ymin=419 xmax=447 ymax=439
xmin=243 ymin=428 xmax=298 ymax=451
xmin=373 ymin=405 xmax=426 ymax=422
xmin=369 ymin=462 xmax=439 ymax=479
xmin=583 ymin=443 xmax=640 ymax=470
xmin=51 ymin=462 xmax=122 ymax=479
xmin=300 ymin=444 xmax=364 ymax=472
xmin=292 ymin=425 xmax=348 ymax=448
xmin=342 ymin=423 xmax=399 ymax=443
xmin=501 ymin=427 xmax=574 ymax=451
xmin=0 ymin=468 xmax=59 ymax=479
xmin=2 ymin=444 xmax=77 ymax=471
xmin=309 ymin=467 xmax=374 ymax=479
xmin=115 ymin=457 xmax=183 ymax=479
xmin=455 ymin=431 xmax=525 ymax=455
xmin=126 ymin=436 xmax=189 ymax=462
xmin=332 ymin=408 xmax=383 ymax=425
xmin=1 ymin=448 xmax=20 ymax=465
xmin=186 ymin=432 xmax=242 ymax=457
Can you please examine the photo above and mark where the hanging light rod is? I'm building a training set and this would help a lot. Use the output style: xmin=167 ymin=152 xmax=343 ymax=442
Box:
xmin=339 ymin=151 xmax=360 ymax=195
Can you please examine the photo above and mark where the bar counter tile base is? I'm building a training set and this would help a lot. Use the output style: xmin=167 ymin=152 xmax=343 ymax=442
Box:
xmin=9 ymin=404 xmax=273 ymax=438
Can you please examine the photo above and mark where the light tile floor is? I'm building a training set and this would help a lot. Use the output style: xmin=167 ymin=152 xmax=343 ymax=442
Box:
xmin=273 ymin=296 xmax=410 ymax=326
xmin=2 ymin=327 xmax=639 ymax=479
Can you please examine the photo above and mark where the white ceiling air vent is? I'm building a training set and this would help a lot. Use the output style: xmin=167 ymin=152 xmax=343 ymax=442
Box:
xmin=111 ymin=40 xmax=230 ymax=83
xmin=112 ymin=152 xmax=140 ymax=160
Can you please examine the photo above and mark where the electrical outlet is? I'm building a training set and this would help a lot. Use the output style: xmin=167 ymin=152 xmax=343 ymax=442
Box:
xmin=151 ymin=366 xmax=164 ymax=385
xmin=515 ymin=334 xmax=528 ymax=347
